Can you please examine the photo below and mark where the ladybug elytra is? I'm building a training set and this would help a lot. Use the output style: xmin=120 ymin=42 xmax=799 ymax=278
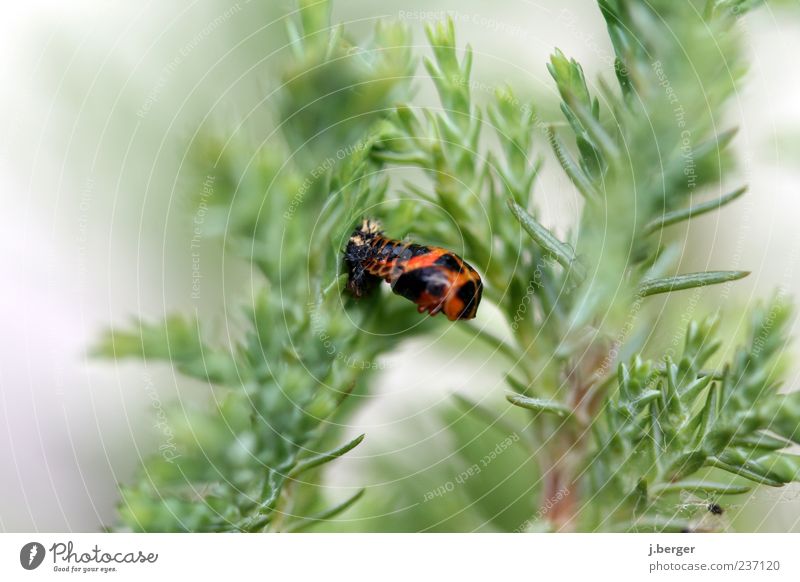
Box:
xmin=344 ymin=219 xmax=483 ymax=321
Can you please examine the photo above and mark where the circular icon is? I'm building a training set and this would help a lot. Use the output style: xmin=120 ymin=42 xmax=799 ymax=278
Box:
xmin=20 ymin=542 xmax=46 ymax=570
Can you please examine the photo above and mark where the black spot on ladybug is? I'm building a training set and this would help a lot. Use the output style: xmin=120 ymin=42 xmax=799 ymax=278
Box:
xmin=455 ymin=279 xmax=482 ymax=319
xmin=434 ymin=253 xmax=462 ymax=271
xmin=393 ymin=267 xmax=448 ymax=301
xmin=457 ymin=279 xmax=477 ymax=303
xmin=344 ymin=219 xmax=483 ymax=321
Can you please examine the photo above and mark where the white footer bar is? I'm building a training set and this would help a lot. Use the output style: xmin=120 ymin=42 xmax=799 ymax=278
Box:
xmin=1 ymin=533 xmax=797 ymax=581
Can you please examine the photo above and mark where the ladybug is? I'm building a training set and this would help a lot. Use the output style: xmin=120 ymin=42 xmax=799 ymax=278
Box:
xmin=344 ymin=219 xmax=483 ymax=321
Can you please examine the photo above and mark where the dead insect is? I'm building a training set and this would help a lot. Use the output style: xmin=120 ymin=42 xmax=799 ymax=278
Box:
xmin=344 ymin=219 xmax=483 ymax=321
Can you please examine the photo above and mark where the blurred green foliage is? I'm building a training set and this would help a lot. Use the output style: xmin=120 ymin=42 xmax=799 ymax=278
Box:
xmin=97 ymin=0 xmax=800 ymax=532
xmin=96 ymin=0 xmax=428 ymax=531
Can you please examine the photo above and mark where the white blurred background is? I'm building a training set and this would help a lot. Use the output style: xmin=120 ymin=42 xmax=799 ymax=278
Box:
xmin=2 ymin=0 xmax=800 ymax=531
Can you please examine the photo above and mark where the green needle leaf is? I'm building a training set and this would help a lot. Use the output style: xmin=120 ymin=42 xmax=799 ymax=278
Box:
xmin=289 ymin=434 xmax=366 ymax=478
xmin=643 ymin=186 xmax=747 ymax=234
xmin=705 ymin=455 xmax=785 ymax=487
xmin=732 ymin=432 xmax=794 ymax=452
xmin=506 ymin=394 xmax=571 ymax=418
xmin=666 ymin=450 xmax=708 ymax=481
xmin=547 ymin=127 xmax=599 ymax=200
xmin=256 ymin=470 xmax=285 ymax=516
xmin=286 ymin=488 xmax=366 ymax=532
xmin=650 ymin=480 xmax=751 ymax=496
xmin=508 ymin=199 xmax=579 ymax=273
xmin=568 ymin=100 xmax=619 ymax=159
xmin=639 ymin=271 xmax=750 ymax=297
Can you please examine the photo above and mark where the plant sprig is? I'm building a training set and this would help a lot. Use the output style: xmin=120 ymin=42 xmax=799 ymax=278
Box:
xmin=99 ymin=0 xmax=800 ymax=533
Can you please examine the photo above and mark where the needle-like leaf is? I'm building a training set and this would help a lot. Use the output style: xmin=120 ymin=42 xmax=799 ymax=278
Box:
xmin=508 ymin=199 xmax=580 ymax=273
xmin=639 ymin=271 xmax=750 ymax=297
xmin=289 ymin=434 xmax=366 ymax=478
xmin=506 ymin=394 xmax=571 ymax=418
xmin=643 ymin=186 xmax=746 ymax=234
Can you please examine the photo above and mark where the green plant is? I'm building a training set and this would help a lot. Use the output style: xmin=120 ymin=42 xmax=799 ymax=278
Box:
xmin=98 ymin=0 xmax=800 ymax=532
xmin=96 ymin=0 xmax=422 ymax=532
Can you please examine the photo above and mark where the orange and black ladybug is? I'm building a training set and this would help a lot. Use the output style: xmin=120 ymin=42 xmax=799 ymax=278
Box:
xmin=344 ymin=219 xmax=483 ymax=321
